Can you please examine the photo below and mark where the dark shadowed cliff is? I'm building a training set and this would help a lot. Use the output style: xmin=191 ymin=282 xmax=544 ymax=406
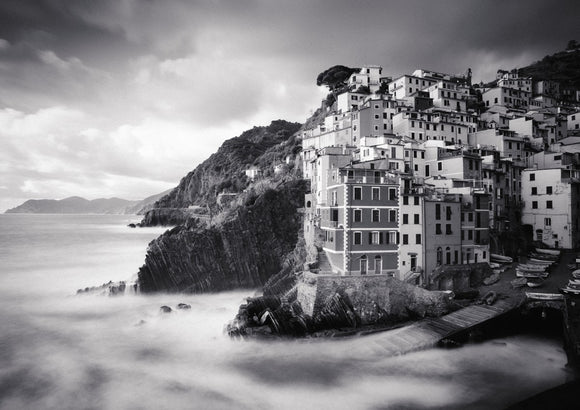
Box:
xmin=138 ymin=179 xmax=308 ymax=293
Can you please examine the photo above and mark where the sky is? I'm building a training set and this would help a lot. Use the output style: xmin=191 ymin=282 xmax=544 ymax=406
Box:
xmin=0 ymin=0 xmax=579 ymax=212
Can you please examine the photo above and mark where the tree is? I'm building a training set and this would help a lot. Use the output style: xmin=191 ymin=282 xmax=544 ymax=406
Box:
xmin=316 ymin=65 xmax=359 ymax=90
xmin=567 ymin=40 xmax=578 ymax=50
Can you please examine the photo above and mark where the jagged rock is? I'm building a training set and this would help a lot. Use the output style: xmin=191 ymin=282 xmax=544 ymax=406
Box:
xmin=137 ymin=180 xmax=307 ymax=293
xmin=160 ymin=306 xmax=172 ymax=313
xmin=76 ymin=280 xmax=127 ymax=296
xmin=177 ymin=303 xmax=191 ymax=310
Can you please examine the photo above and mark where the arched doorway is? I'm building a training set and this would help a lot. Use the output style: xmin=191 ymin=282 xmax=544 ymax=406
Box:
xmin=374 ymin=255 xmax=382 ymax=275
xmin=360 ymin=255 xmax=367 ymax=275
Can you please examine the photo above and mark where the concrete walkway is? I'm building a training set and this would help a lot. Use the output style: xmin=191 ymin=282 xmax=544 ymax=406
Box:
xmin=360 ymin=299 xmax=518 ymax=356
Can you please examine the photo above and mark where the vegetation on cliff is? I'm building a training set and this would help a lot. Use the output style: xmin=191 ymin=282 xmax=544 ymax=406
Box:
xmin=151 ymin=120 xmax=302 ymax=212
xmin=316 ymin=65 xmax=359 ymax=90
xmin=518 ymin=44 xmax=580 ymax=88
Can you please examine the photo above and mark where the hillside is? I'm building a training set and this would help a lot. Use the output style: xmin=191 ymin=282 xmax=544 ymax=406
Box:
xmin=5 ymin=191 xmax=169 ymax=215
xmin=5 ymin=196 xmax=137 ymax=214
xmin=518 ymin=47 xmax=580 ymax=88
xmin=152 ymin=120 xmax=302 ymax=211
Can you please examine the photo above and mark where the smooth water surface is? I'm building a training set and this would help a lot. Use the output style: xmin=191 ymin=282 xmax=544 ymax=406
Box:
xmin=0 ymin=215 xmax=572 ymax=409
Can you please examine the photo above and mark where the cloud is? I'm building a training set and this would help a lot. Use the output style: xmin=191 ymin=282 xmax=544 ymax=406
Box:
xmin=0 ymin=0 xmax=579 ymax=212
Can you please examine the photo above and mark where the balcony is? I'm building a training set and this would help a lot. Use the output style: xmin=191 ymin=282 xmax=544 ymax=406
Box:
xmin=321 ymin=220 xmax=339 ymax=229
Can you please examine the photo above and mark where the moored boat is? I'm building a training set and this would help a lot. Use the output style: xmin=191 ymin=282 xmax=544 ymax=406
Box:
xmin=517 ymin=263 xmax=547 ymax=272
xmin=561 ymin=280 xmax=580 ymax=295
xmin=527 ymin=277 xmax=544 ymax=288
xmin=571 ymin=269 xmax=580 ymax=280
xmin=516 ymin=269 xmax=549 ymax=278
xmin=525 ymin=292 xmax=564 ymax=301
xmin=528 ymin=252 xmax=558 ymax=261
xmin=535 ymin=248 xmax=561 ymax=256
xmin=528 ymin=258 xmax=555 ymax=266
xmin=491 ymin=254 xmax=513 ymax=264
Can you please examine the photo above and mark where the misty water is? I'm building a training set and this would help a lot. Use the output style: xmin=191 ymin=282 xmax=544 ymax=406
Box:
xmin=0 ymin=214 xmax=573 ymax=409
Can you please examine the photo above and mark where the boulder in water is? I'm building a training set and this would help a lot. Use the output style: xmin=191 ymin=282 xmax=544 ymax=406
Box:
xmin=160 ymin=305 xmax=172 ymax=313
xmin=177 ymin=303 xmax=191 ymax=310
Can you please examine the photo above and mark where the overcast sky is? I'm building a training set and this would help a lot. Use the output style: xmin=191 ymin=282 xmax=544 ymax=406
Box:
xmin=0 ymin=0 xmax=579 ymax=211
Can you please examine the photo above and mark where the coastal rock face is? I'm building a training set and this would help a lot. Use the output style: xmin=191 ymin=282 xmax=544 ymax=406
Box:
xmin=137 ymin=180 xmax=307 ymax=293
xmin=226 ymin=274 xmax=456 ymax=338
xmin=137 ymin=208 xmax=206 ymax=227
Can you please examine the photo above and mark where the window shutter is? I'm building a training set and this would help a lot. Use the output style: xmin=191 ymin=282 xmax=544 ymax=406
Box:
xmin=368 ymin=232 xmax=372 ymax=244
xmin=379 ymin=232 xmax=384 ymax=244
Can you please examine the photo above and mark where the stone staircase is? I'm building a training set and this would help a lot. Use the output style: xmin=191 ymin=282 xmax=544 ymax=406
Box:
xmin=318 ymin=250 xmax=334 ymax=273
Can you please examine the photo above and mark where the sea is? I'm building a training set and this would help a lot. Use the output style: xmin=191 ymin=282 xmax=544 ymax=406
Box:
xmin=0 ymin=214 xmax=574 ymax=410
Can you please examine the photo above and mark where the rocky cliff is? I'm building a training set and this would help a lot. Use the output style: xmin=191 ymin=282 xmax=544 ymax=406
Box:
xmin=137 ymin=179 xmax=308 ymax=293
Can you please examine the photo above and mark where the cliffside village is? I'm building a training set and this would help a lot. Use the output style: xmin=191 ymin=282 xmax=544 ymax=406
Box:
xmin=288 ymin=64 xmax=580 ymax=289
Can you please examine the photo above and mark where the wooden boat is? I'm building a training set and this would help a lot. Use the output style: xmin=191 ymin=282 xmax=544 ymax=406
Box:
xmin=526 ymin=292 xmax=564 ymax=301
xmin=489 ymin=262 xmax=501 ymax=269
xmin=517 ymin=264 xmax=547 ymax=272
xmin=516 ymin=269 xmax=548 ymax=278
xmin=527 ymin=277 xmax=544 ymax=288
xmin=561 ymin=280 xmax=580 ymax=295
xmin=528 ymin=252 xmax=558 ymax=261
xmin=571 ymin=269 xmax=580 ymax=279
xmin=528 ymin=258 xmax=555 ymax=266
xmin=491 ymin=254 xmax=513 ymax=264
xmin=535 ymin=248 xmax=561 ymax=256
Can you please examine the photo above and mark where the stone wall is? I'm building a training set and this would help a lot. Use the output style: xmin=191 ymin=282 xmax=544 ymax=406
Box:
xmin=297 ymin=272 xmax=453 ymax=325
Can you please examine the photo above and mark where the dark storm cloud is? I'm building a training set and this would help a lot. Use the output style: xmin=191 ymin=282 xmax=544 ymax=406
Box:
xmin=0 ymin=0 xmax=579 ymax=211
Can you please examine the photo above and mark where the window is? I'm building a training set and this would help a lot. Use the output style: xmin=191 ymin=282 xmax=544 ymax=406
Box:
xmin=403 ymin=214 xmax=409 ymax=224
xmin=389 ymin=188 xmax=397 ymax=201
xmin=372 ymin=187 xmax=380 ymax=200
xmin=438 ymin=162 xmax=442 ymax=171
xmin=436 ymin=223 xmax=442 ymax=234
xmin=531 ymin=187 xmax=537 ymax=195
xmin=446 ymin=224 xmax=452 ymax=235
xmin=414 ymin=214 xmax=420 ymax=224
xmin=403 ymin=196 xmax=409 ymax=205
xmin=435 ymin=204 xmax=441 ymax=219
xmin=547 ymin=200 xmax=553 ymax=209
xmin=468 ymin=212 xmax=473 ymax=222
xmin=468 ymin=230 xmax=473 ymax=240
xmin=371 ymin=231 xmax=380 ymax=244
xmin=546 ymin=186 xmax=553 ymax=195
xmin=414 ymin=196 xmax=420 ymax=205
xmin=372 ymin=209 xmax=380 ymax=222
xmin=389 ymin=231 xmax=397 ymax=244
xmin=530 ymin=173 xmax=535 ymax=181
xmin=354 ymin=186 xmax=362 ymax=200
xmin=446 ymin=206 xmax=452 ymax=220
xmin=436 ymin=247 xmax=442 ymax=265
xmin=403 ymin=234 xmax=409 ymax=245
xmin=532 ymin=201 xmax=538 ymax=209
xmin=545 ymin=218 xmax=551 ymax=226
xmin=354 ymin=209 xmax=362 ymax=222
xmin=416 ymin=234 xmax=421 ymax=244
xmin=331 ymin=209 xmax=339 ymax=222
xmin=389 ymin=210 xmax=397 ymax=222
xmin=354 ymin=232 xmax=362 ymax=245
